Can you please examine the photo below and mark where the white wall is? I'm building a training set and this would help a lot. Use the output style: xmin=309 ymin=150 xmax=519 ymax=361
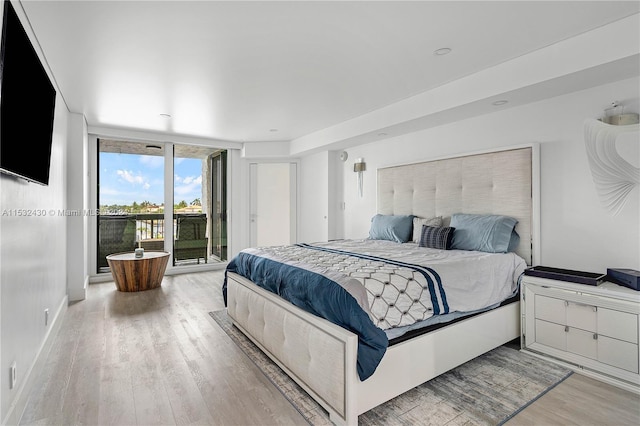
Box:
xmin=0 ymin=84 xmax=70 ymax=424
xmin=66 ymin=113 xmax=89 ymax=301
xmin=0 ymin=2 xmax=71 ymax=422
xmin=327 ymin=150 xmax=343 ymax=241
xmin=299 ymin=151 xmax=329 ymax=243
xmin=228 ymin=148 xmax=247 ymax=257
xmin=330 ymin=77 xmax=639 ymax=273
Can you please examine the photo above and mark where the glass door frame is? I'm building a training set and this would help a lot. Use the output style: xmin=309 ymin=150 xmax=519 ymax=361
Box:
xmin=210 ymin=150 xmax=228 ymax=261
xmin=89 ymin=133 xmax=233 ymax=279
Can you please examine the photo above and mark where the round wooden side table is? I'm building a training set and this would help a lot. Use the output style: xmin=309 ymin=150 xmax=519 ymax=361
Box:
xmin=106 ymin=251 xmax=170 ymax=292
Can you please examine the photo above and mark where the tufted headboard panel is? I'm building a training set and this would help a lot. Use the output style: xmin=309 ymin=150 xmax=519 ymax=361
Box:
xmin=377 ymin=147 xmax=533 ymax=265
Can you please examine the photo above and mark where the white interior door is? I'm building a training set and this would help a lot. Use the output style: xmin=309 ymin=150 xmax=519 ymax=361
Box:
xmin=249 ymin=162 xmax=297 ymax=247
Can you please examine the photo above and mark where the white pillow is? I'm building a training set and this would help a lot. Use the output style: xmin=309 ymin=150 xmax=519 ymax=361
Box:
xmin=412 ymin=216 xmax=443 ymax=243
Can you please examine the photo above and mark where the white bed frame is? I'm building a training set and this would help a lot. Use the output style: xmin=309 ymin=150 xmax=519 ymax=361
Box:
xmin=226 ymin=146 xmax=539 ymax=425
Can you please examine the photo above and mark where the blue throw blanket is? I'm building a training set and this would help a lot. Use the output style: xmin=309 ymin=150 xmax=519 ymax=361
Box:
xmin=223 ymin=251 xmax=388 ymax=381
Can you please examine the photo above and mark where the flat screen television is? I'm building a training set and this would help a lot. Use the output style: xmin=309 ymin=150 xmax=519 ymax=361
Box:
xmin=0 ymin=0 xmax=56 ymax=186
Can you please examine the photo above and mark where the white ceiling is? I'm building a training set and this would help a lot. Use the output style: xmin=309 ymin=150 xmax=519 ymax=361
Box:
xmin=19 ymin=1 xmax=640 ymax=145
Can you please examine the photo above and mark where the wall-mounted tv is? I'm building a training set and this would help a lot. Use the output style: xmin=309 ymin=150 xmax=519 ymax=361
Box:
xmin=0 ymin=0 xmax=56 ymax=186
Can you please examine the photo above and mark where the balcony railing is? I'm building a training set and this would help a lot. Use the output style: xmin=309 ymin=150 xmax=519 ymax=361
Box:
xmin=136 ymin=213 xmax=167 ymax=242
xmin=98 ymin=213 xmax=210 ymax=270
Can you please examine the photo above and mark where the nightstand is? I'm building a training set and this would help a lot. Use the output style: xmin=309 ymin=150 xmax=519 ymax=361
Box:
xmin=521 ymin=275 xmax=640 ymax=394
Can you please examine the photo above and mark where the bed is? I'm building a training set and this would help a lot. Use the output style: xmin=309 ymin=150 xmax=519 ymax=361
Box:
xmin=224 ymin=146 xmax=538 ymax=425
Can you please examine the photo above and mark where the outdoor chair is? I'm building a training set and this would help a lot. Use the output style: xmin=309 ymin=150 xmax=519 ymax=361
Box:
xmin=98 ymin=215 xmax=137 ymax=268
xmin=174 ymin=214 xmax=208 ymax=264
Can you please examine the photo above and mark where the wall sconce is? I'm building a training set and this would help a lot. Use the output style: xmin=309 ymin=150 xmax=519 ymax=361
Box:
xmin=584 ymin=101 xmax=639 ymax=216
xmin=354 ymin=158 xmax=366 ymax=197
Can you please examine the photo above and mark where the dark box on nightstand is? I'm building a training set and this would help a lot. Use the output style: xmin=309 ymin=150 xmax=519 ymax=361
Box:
xmin=523 ymin=266 xmax=606 ymax=286
xmin=606 ymin=268 xmax=640 ymax=291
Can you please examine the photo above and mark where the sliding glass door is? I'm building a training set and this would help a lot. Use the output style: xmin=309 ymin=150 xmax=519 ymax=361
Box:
xmin=172 ymin=146 xmax=228 ymax=266
xmin=97 ymin=139 xmax=228 ymax=273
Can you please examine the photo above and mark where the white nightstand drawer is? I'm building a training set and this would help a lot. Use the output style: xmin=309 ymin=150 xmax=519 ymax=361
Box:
xmin=535 ymin=295 xmax=565 ymax=324
xmin=598 ymin=336 xmax=639 ymax=373
xmin=598 ymin=308 xmax=638 ymax=344
xmin=536 ymin=319 xmax=566 ymax=351
xmin=567 ymin=327 xmax=597 ymax=359
xmin=566 ymin=301 xmax=597 ymax=332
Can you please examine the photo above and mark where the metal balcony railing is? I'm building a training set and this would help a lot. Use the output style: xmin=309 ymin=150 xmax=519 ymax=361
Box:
xmin=135 ymin=213 xmax=166 ymax=241
xmin=97 ymin=213 xmax=210 ymax=269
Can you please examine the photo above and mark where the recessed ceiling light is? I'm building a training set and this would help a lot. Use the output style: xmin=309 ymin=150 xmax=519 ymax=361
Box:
xmin=433 ymin=47 xmax=452 ymax=56
xmin=159 ymin=113 xmax=171 ymax=118
xmin=492 ymin=100 xmax=508 ymax=106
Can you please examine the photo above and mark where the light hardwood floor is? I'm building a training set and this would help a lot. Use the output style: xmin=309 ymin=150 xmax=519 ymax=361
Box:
xmin=19 ymin=270 xmax=640 ymax=426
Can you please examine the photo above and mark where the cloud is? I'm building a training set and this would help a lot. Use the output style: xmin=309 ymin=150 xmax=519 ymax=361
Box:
xmin=183 ymin=175 xmax=202 ymax=185
xmin=116 ymin=169 xmax=145 ymax=184
xmin=116 ymin=169 xmax=153 ymax=192
xmin=175 ymin=174 xmax=202 ymax=185
xmin=174 ymin=174 xmax=203 ymax=198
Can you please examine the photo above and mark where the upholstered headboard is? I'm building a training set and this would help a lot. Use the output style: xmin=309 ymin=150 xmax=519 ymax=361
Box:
xmin=377 ymin=147 xmax=534 ymax=265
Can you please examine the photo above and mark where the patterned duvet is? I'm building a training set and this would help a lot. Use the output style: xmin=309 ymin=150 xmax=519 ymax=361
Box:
xmin=223 ymin=238 xmax=526 ymax=380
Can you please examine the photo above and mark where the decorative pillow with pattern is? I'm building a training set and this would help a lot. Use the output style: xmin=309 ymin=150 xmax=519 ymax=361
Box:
xmin=412 ymin=216 xmax=443 ymax=243
xmin=418 ymin=225 xmax=455 ymax=250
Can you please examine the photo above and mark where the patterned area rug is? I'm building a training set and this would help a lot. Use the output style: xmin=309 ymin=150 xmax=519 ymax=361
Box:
xmin=209 ymin=310 xmax=572 ymax=426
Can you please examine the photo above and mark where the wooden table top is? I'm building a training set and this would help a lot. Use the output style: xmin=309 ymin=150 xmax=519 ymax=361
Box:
xmin=106 ymin=251 xmax=169 ymax=261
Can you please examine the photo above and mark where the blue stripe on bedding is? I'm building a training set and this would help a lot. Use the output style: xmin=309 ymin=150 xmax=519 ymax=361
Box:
xmin=223 ymin=251 xmax=388 ymax=381
xmin=297 ymin=243 xmax=450 ymax=315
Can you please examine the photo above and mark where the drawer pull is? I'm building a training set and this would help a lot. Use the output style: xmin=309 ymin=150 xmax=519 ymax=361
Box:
xmin=568 ymin=301 xmax=597 ymax=311
xmin=565 ymin=326 xmax=569 ymax=332
xmin=593 ymin=333 xmax=598 ymax=340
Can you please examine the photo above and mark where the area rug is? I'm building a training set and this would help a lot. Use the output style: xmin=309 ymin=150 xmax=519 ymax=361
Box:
xmin=209 ymin=310 xmax=572 ymax=426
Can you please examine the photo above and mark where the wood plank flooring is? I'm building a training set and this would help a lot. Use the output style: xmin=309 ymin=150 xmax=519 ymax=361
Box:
xmin=20 ymin=271 xmax=306 ymax=426
xmin=19 ymin=270 xmax=640 ymax=425
xmin=505 ymin=372 xmax=639 ymax=425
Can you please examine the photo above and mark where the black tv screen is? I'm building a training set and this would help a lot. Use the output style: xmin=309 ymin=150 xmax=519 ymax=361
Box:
xmin=0 ymin=0 xmax=56 ymax=186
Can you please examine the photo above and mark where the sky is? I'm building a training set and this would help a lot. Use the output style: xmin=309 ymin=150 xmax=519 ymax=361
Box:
xmin=99 ymin=152 xmax=203 ymax=206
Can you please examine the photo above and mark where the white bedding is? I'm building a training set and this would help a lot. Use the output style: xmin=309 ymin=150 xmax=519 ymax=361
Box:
xmin=242 ymin=239 xmax=526 ymax=336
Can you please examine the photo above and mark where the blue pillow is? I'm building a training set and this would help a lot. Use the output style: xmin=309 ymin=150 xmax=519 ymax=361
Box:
xmin=369 ymin=214 xmax=414 ymax=243
xmin=508 ymin=229 xmax=520 ymax=253
xmin=450 ymin=213 xmax=518 ymax=253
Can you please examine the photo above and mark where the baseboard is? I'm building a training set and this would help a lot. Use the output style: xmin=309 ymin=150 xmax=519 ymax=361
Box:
xmin=2 ymin=295 xmax=68 ymax=426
